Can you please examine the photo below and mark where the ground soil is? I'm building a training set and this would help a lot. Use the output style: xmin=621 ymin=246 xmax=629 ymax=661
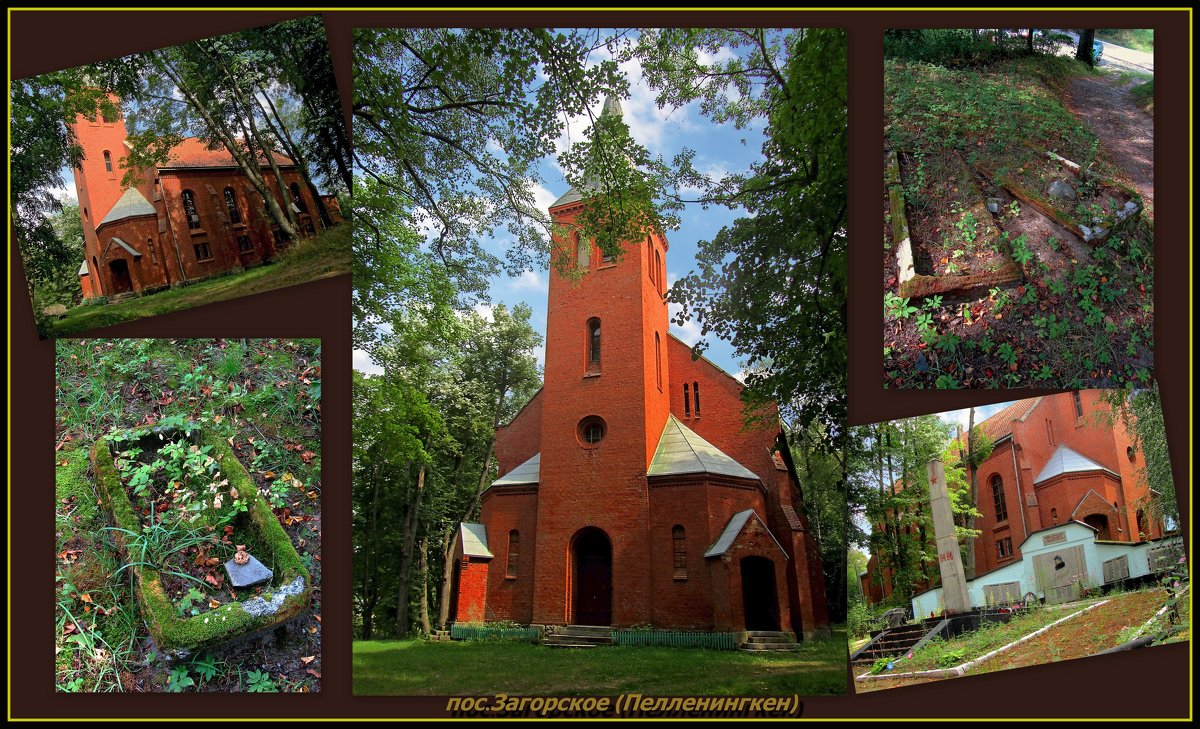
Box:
xmin=884 ymin=68 xmax=1154 ymax=390
xmin=1066 ymin=76 xmax=1155 ymax=213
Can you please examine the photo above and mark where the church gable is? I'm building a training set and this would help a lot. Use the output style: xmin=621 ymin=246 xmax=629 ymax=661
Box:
xmin=705 ymin=509 xmax=789 ymax=560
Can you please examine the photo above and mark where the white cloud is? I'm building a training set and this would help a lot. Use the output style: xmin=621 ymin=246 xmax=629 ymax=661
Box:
xmin=473 ymin=303 xmax=495 ymax=321
xmin=509 ymin=270 xmax=548 ymax=293
xmin=668 ymin=300 xmax=702 ymax=345
xmin=352 ymin=349 xmax=383 ymax=376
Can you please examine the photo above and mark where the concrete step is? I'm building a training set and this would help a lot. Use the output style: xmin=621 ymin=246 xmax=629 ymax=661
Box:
xmin=746 ymin=635 xmax=793 ymax=644
xmin=561 ymin=624 xmax=613 ymax=637
xmin=739 ymin=642 xmax=801 ymax=652
xmin=545 ymin=643 xmax=599 ymax=649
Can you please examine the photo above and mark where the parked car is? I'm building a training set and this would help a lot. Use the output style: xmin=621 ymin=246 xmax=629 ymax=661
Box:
xmin=1093 ymin=39 xmax=1104 ymax=62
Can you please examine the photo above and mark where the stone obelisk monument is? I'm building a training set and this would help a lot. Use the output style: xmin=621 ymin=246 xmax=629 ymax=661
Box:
xmin=928 ymin=458 xmax=971 ymax=614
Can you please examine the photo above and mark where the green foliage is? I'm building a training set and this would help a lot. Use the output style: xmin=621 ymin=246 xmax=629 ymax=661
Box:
xmin=244 ymin=669 xmax=279 ymax=693
xmin=666 ymin=29 xmax=848 ymax=435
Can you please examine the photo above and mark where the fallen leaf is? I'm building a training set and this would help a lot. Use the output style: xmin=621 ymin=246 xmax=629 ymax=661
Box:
xmin=306 ymin=669 xmax=321 ymax=678
xmin=209 ymin=599 xmax=221 ymax=609
xmin=300 ymin=655 xmax=316 ymax=665
xmin=308 ymin=625 xmax=318 ymax=634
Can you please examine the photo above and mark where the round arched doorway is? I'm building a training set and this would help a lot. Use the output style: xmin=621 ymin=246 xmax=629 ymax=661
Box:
xmin=570 ymin=527 xmax=612 ymax=626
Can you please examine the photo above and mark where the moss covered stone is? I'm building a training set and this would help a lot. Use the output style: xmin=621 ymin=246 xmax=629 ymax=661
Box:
xmin=89 ymin=424 xmax=311 ymax=655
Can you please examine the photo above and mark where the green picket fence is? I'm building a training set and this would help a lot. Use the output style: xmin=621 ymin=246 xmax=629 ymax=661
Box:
xmin=450 ymin=625 xmax=540 ymax=642
xmin=611 ymin=629 xmax=738 ymax=651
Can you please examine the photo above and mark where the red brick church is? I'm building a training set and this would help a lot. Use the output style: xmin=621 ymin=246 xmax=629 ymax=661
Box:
xmin=861 ymin=390 xmax=1167 ymax=606
xmin=450 ymin=99 xmax=830 ymax=641
xmin=71 ymin=98 xmax=340 ymax=301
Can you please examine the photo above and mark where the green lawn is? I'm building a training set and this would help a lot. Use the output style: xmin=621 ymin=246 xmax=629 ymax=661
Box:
xmin=43 ymin=224 xmax=349 ymax=338
xmin=353 ymin=629 xmax=848 ymax=696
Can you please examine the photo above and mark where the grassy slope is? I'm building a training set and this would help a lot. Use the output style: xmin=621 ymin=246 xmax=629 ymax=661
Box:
xmin=45 ymin=224 xmax=349 ymax=337
xmin=353 ymin=628 xmax=849 ymax=697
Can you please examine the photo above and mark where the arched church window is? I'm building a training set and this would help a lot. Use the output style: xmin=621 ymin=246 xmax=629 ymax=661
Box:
xmin=181 ymin=190 xmax=201 ymax=230
xmin=576 ymin=233 xmax=589 ymax=269
xmin=991 ymin=474 xmax=1008 ymax=522
xmin=587 ymin=318 xmax=601 ymax=372
xmin=693 ymin=382 xmax=700 ymax=417
xmin=654 ymin=249 xmax=663 ymax=294
xmin=290 ymin=182 xmax=307 ymax=213
xmin=655 ymin=333 xmax=662 ymax=390
xmin=224 ymin=187 xmax=242 ymax=224
xmin=103 ymin=150 xmax=113 ymax=173
xmin=672 ymin=525 xmax=687 ymax=580
xmin=683 ymin=383 xmax=691 ymax=417
xmin=507 ymin=530 xmax=519 ymax=578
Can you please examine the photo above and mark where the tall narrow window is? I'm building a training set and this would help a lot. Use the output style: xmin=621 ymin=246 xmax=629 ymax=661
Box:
xmin=647 ymin=238 xmax=655 ymax=283
xmin=996 ymin=537 xmax=1013 ymax=559
xmin=991 ymin=475 xmax=1008 ymax=522
xmin=655 ymin=333 xmax=662 ymax=390
xmin=182 ymin=190 xmax=201 ymax=230
xmin=224 ymin=187 xmax=242 ymax=224
xmin=654 ymin=249 xmax=663 ymax=294
xmin=683 ymin=383 xmax=691 ymax=416
xmin=103 ymin=150 xmax=113 ymax=173
xmin=1073 ymin=391 xmax=1084 ymax=418
xmin=290 ymin=183 xmax=307 ymax=213
xmin=586 ymin=318 xmax=601 ymax=372
xmin=506 ymin=530 xmax=519 ymax=577
xmin=693 ymin=382 xmax=700 ymax=417
xmin=1051 ymin=507 xmax=1058 ymax=524
xmin=672 ymin=525 xmax=687 ymax=579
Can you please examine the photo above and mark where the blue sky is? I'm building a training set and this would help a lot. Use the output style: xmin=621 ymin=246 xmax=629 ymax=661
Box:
xmin=353 ymin=36 xmax=766 ymax=380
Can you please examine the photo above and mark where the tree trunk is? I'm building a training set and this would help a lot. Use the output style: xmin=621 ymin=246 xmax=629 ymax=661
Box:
xmin=419 ymin=535 xmax=432 ymax=635
xmin=1077 ymin=29 xmax=1097 ymax=66
xmin=258 ymin=88 xmax=334 ymax=228
xmin=394 ymin=458 xmax=427 ymax=637
xmin=1027 ymin=29 xmax=1035 ymax=54
xmin=436 ymin=523 xmax=456 ymax=630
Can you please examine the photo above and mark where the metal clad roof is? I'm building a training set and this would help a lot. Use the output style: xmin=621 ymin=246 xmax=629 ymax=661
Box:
xmin=1034 ymin=444 xmax=1118 ymax=484
xmin=459 ymin=523 xmax=493 ymax=558
xmin=704 ymin=509 xmax=788 ymax=559
xmin=491 ymin=452 xmax=540 ymax=486
xmin=111 ymin=237 xmax=141 ymax=258
xmin=99 ymin=187 xmax=156 ymax=227
xmin=648 ymin=415 xmax=759 ymax=481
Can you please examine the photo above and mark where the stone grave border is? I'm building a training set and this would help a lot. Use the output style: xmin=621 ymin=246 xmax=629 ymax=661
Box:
xmin=980 ymin=144 xmax=1143 ymax=244
xmin=887 ymin=147 xmax=1022 ymax=300
xmin=89 ymin=423 xmax=311 ymax=658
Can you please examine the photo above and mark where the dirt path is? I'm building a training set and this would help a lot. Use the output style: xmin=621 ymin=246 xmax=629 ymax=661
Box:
xmin=1067 ymin=76 xmax=1154 ymax=212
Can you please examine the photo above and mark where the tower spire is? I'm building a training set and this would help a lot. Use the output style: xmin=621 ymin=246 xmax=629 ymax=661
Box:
xmin=600 ymin=94 xmax=623 ymax=118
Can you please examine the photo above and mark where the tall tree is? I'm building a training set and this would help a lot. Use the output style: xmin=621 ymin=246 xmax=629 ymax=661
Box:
xmin=1077 ymin=29 xmax=1098 ymax=66
xmin=640 ymin=28 xmax=848 ymax=434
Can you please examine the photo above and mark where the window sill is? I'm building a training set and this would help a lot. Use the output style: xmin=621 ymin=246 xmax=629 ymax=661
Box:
xmin=992 ymin=521 xmax=1009 ymax=531
xmin=504 ymin=575 xmax=517 ymax=581
xmin=189 ymin=229 xmax=207 ymax=237
xmin=583 ymin=371 xmax=602 ymax=379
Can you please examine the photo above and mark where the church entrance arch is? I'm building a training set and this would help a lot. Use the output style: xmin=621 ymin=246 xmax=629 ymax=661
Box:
xmin=570 ymin=527 xmax=612 ymax=626
xmin=740 ymin=556 xmax=780 ymax=631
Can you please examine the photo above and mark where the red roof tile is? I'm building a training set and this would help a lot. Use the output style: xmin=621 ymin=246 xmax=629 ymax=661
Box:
xmin=158 ymin=137 xmax=295 ymax=169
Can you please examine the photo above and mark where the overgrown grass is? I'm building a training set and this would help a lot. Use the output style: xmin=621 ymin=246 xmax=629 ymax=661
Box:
xmin=353 ymin=628 xmax=849 ymax=696
xmin=892 ymin=606 xmax=1087 ymax=673
xmin=1130 ymin=81 xmax=1154 ymax=114
xmin=42 ymin=223 xmax=349 ymax=338
xmin=1096 ymin=29 xmax=1154 ymax=54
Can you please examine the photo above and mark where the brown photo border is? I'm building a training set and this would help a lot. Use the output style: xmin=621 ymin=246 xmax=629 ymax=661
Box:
xmin=7 ymin=8 xmax=1191 ymax=720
